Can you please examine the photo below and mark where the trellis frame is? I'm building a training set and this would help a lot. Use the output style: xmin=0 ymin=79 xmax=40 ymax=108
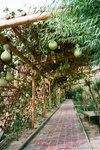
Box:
xmin=0 ymin=9 xmax=94 ymax=128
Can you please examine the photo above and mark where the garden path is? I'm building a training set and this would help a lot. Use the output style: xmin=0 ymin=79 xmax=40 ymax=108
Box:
xmin=23 ymin=100 xmax=92 ymax=150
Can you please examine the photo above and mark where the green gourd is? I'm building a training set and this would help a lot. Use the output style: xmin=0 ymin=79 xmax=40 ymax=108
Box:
xmin=0 ymin=77 xmax=7 ymax=87
xmin=49 ymin=41 xmax=57 ymax=50
xmin=3 ymin=44 xmax=9 ymax=50
xmin=1 ymin=50 xmax=11 ymax=61
xmin=6 ymin=72 xmax=14 ymax=81
xmin=74 ymin=48 xmax=82 ymax=58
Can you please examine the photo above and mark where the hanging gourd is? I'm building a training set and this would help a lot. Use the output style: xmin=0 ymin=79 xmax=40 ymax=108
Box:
xmin=6 ymin=68 xmax=14 ymax=81
xmin=64 ymin=63 xmax=70 ymax=69
xmin=65 ymin=58 xmax=68 ymax=63
xmin=26 ymin=93 xmax=29 ymax=98
xmin=74 ymin=48 xmax=82 ymax=58
xmin=75 ymin=44 xmax=80 ymax=49
xmin=0 ymin=72 xmax=7 ymax=87
xmin=1 ymin=44 xmax=11 ymax=61
xmin=49 ymin=41 xmax=57 ymax=50
xmin=0 ymin=77 xmax=7 ymax=87
xmin=6 ymin=72 xmax=14 ymax=81
xmin=3 ymin=44 xmax=9 ymax=50
xmin=64 ymin=58 xmax=70 ymax=69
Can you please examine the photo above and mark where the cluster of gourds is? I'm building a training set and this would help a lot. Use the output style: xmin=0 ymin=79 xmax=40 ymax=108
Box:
xmin=0 ymin=44 xmax=14 ymax=87
xmin=0 ymin=41 xmax=82 ymax=87
xmin=48 ymin=41 xmax=82 ymax=58
xmin=1 ymin=44 xmax=11 ymax=61
xmin=48 ymin=41 xmax=82 ymax=78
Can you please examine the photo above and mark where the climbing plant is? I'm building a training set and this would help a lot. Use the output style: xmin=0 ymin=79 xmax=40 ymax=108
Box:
xmin=36 ymin=0 xmax=100 ymax=64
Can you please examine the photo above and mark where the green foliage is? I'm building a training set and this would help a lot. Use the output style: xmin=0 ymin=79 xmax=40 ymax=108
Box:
xmin=70 ymin=86 xmax=84 ymax=108
xmin=65 ymin=88 xmax=73 ymax=99
xmin=73 ymin=100 xmax=79 ymax=106
xmin=3 ymin=7 xmax=9 ymax=13
xmin=92 ymin=83 xmax=98 ymax=92
xmin=13 ymin=112 xmax=23 ymax=135
xmin=17 ymin=9 xmax=23 ymax=12
xmin=6 ymin=109 xmax=24 ymax=138
xmin=92 ymin=78 xmax=100 ymax=94
xmin=60 ymin=94 xmax=65 ymax=103
xmin=88 ymin=104 xmax=95 ymax=111
xmin=37 ymin=0 xmax=100 ymax=65
xmin=76 ymin=107 xmax=83 ymax=113
xmin=3 ymin=7 xmax=16 ymax=18
xmin=51 ymin=93 xmax=57 ymax=107
xmin=10 ymin=11 xmax=16 ymax=18
xmin=84 ymin=79 xmax=92 ymax=87
xmin=90 ymin=117 xmax=99 ymax=125
xmin=76 ymin=86 xmax=83 ymax=94
xmin=96 ymin=78 xmax=100 ymax=90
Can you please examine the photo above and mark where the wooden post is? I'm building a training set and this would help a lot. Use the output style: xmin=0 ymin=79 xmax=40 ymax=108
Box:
xmin=89 ymin=85 xmax=100 ymax=124
xmin=32 ymin=70 xmax=35 ymax=128
xmin=58 ymin=87 xmax=61 ymax=105
xmin=83 ymin=98 xmax=85 ymax=111
xmin=49 ymin=81 xmax=51 ymax=112
xmin=94 ymin=74 xmax=96 ymax=98
xmin=43 ymin=78 xmax=46 ymax=117
xmin=87 ymin=86 xmax=90 ymax=105
xmin=59 ymin=88 xmax=61 ymax=105
xmin=58 ymin=91 xmax=59 ymax=105
xmin=56 ymin=89 xmax=58 ymax=106
xmin=81 ymin=92 xmax=85 ymax=111
xmin=37 ymin=97 xmax=40 ymax=105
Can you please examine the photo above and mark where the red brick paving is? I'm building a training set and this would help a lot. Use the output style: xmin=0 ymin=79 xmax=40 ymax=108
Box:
xmin=24 ymin=100 xmax=91 ymax=150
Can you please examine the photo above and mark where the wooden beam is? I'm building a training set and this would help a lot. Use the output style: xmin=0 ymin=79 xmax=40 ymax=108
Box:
xmin=31 ymin=30 xmax=41 ymax=49
xmin=59 ymin=88 xmax=61 ymax=104
xmin=94 ymin=74 xmax=96 ymax=98
xmin=12 ymin=27 xmax=42 ymax=65
xmin=35 ymin=55 xmax=88 ymax=66
xmin=43 ymin=78 xmax=46 ymax=117
xmin=87 ymin=86 xmax=90 ymax=104
xmin=31 ymin=30 xmax=46 ymax=56
xmin=1 ymin=60 xmax=31 ymax=76
xmin=57 ymin=87 xmax=61 ymax=105
xmin=0 ymin=35 xmax=43 ymax=76
xmin=0 ymin=86 xmax=18 ymax=90
xmin=1 ymin=95 xmax=14 ymax=97
xmin=62 ymin=43 xmax=65 ymax=55
xmin=35 ymin=55 xmax=74 ymax=66
xmin=32 ymin=70 xmax=35 ymax=128
xmin=49 ymin=81 xmax=51 ymax=112
xmin=0 ymin=13 xmax=50 ymax=30
xmin=11 ymin=67 xmax=31 ymax=76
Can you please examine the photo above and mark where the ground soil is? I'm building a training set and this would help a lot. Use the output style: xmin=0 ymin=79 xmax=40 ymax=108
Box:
xmin=0 ymin=108 xmax=56 ymax=150
xmin=79 ymin=113 xmax=100 ymax=150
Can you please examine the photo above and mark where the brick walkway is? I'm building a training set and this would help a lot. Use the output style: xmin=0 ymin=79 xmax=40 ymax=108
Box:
xmin=24 ymin=100 xmax=92 ymax=150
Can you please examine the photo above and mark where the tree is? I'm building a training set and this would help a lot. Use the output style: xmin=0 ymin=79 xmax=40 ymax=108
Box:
xmin=85 ymin=79 xmax=100 ymax=124
xmin=93 ymin=78 xmax=100 ymax=100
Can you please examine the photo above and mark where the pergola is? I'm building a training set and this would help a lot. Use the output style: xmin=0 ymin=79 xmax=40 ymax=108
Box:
xmin=0 ymin=9 xmax=89 ymax=128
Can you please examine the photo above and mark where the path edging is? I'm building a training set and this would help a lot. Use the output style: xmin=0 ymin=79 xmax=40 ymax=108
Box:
xmin=17 ymin=104 xmax=62 ymax=150
xmin=73 ymin=100 xmax=93 ymax=150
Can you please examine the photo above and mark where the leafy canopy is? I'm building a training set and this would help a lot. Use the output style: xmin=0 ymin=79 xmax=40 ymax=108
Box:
xmin=38 ymin=0 xmax=100 ymax=65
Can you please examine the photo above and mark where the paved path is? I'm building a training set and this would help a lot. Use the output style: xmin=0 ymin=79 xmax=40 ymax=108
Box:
xmin=24 ymin=100 xmax=92 ymax=150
